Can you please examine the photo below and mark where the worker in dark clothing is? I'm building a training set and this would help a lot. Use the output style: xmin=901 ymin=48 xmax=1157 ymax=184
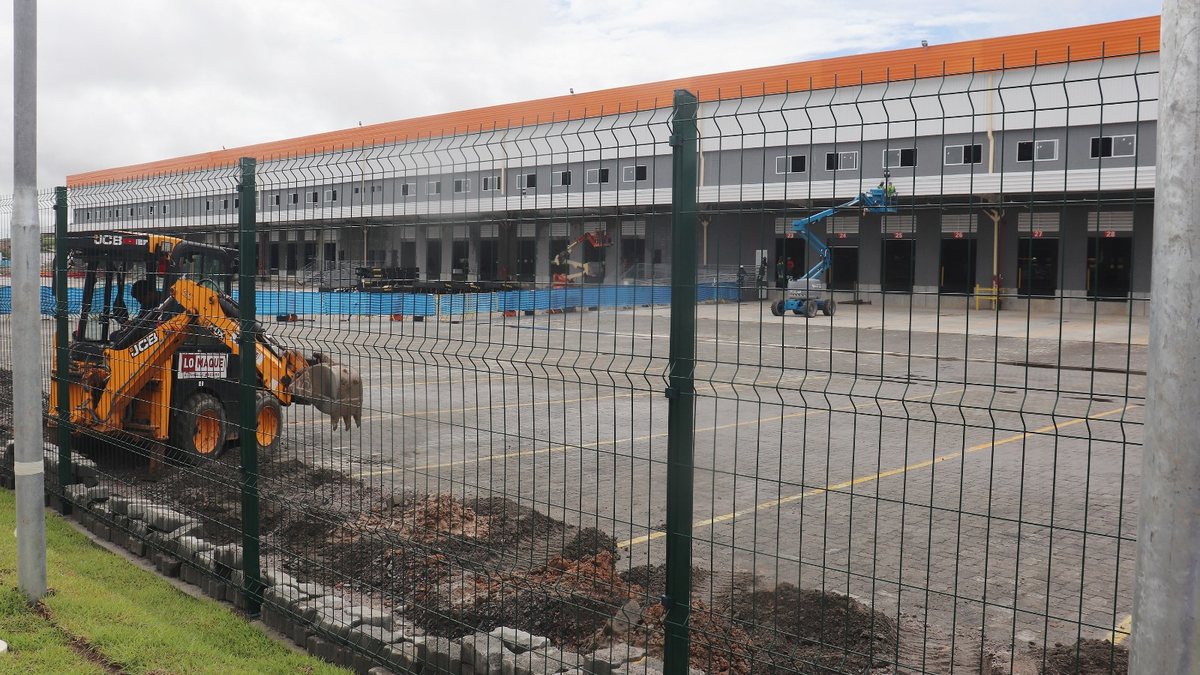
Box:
xmin=129 ymin=278 xmax=161 ymax=318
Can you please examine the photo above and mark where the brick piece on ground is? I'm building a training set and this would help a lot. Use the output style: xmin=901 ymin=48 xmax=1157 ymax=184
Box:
xmin=584 ymin=643 xmax=647 ymax=675
xmin=143 ymin=505 xmax=195 ymax=532
xmin=347 ymin=624 xmax=403 ymax=655
xmin=166 ymin=521 xmax=205 ymax=540
xmin=84 ymin=485 xmax=110 ymax=503
xmin=489 ymin=627 xmax=549 ymax=653
xmin=461 ymin=631 xmax=508 ymax=669
xmin=212 ymin=544 xmax=244 ymax=570
xmin=424 ymin=636 xmax=462 ymax=675
xmin=63 ymin=484 xmax=88 ymax=504
xmin=384 ymin=642 xmax=424 ymax=674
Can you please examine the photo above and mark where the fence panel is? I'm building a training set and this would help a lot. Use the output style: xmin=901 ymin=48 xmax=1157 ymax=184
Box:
xmin=0 ymin=42 xmax=1155 ymax=675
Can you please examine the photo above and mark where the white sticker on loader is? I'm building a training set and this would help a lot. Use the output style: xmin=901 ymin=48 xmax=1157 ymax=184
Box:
xmin=177 ymin=352 xmax=229 ymax=379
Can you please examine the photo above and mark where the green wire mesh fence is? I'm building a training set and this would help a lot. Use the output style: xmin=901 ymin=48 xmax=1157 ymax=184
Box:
xmin=0 ymin=44 xmax=1153 ymax=675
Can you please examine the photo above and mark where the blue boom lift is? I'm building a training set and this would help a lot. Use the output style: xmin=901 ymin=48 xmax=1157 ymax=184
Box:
xmin=772 ymin=177 xmax=898 ymax=318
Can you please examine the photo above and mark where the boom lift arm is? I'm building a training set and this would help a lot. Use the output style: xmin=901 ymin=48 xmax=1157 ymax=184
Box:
xmin=772 ymin=179 xmax=897 ymax=318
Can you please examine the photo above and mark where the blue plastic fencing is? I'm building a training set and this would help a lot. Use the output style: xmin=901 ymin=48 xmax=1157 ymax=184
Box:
xmin=1 ymin=282 xmax=739 ymax=317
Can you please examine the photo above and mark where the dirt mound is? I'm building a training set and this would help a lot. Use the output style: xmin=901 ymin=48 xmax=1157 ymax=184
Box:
xmin=621 ymin=563 xmax=711 ymax=597
xmin=1038 ymin=639 xmax=1127 ymax=675
xmin=725 ymin=584 xmax=896 ymax=674
xmin=337 ymin=494 xmax=492 ymax=544
xmin=562 ymin=527 xmax=617 ymax=560
xmin=637 ymin=600 xmax=754 ymax=675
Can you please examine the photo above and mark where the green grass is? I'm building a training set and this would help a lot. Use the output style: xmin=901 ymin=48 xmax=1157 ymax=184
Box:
xmin=0 ymin=489 xmax=349 ymax=674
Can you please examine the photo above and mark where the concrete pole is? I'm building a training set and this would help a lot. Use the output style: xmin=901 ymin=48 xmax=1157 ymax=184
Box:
xmin=1131 ymin=2 xmax=1200 ymax=672
xmin=12 ymin=0 xmax=47 ymax=601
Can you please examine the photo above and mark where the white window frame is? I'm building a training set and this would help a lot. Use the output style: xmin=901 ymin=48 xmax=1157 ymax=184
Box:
xmin=162 ymin=204 xmax=170 ymax=215
xmin=289 ymin=192 xmax=299 ymax=205
xmin=233 ymin=197 xmax=239 ymax=209
xmin=586 ymin=168 xmax=610 ymax=185
xmin=944 ymin=144 xmax=983 ymax=166
xmin=553 ymin=170 xmax=572 ymax=187
xmin=324 ymin=189 xmax=338 ymax=202
xmin=148 ymin=205 xmax=155 ymax=215
xmin=621 ymin=165 xmax=648 ymax=182
xmin=307 ymin=191 xmax=320 ymax=204
xmin=517 ymin=173 xmax=538 ymax=190
xmin=1089 ymin=134 xmax=1136 ymax=159
xmin=426 ymin=180 xmax=442 ymax=196
xmin=882 ymin=148 xmax=917 ymax=169
xmin=271 ymin=194 xmax=281 ymax=206
xmin=400 ymin=182 xmax=415 ymax=197
xmin=1017 ymin=139 xmax=1059 ymax=162
xmin=480 ymin=175 xmax=500 ymax=192
xmin=775 ymin=155 xmax=807 ymax=175
xmin=825 ymin=151 xmax=858 ymax=171
xmin=204 ymin=200 xmax=212 ymax=212
xmin=453 ymin=178 xmax=470 ymax=194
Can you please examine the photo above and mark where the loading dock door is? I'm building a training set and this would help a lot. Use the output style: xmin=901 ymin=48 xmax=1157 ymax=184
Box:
xmin=882 ymin=239 xmax=915 ymax=292
xmin=939 ymin=238 xmax=976 ymax=295
xmin=1087 ymin=236 xmax=1132 ymax=299
xmin=479 ymin=240 xmax=499 ymax=281
xmin=516 ymin=240 xmax=536 ymax=281
xmin=829 ymin=246 xmax=858 ymax=290
xmin=774 ymin=238 xmax=806 ymax=286
xmin=1018 ymin=237 xmax=1058 ymax=296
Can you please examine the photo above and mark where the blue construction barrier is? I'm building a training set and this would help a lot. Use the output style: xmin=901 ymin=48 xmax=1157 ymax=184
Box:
xmin=2 ymin=282 xmax=739 ymax=317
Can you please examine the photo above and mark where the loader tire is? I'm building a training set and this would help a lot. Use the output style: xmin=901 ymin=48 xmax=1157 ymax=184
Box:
xmin=170 ymin=392 xmax=228 ymax=461
xmin=255 ymin=393 xmax=283 ymax=455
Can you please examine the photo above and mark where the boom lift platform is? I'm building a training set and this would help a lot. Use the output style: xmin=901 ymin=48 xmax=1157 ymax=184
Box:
xmin=772 ymin=178 xmax=897 ymax=318
xmin=551 ymin=229 xmax=612 ymax=283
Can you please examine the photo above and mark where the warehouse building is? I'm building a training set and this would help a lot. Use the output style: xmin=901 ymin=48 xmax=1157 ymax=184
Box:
xmin=68 ymin=16 xmax=1159 ymax=314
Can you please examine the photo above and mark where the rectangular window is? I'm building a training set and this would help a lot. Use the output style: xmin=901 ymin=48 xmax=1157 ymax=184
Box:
xmin=205 ymin=200 xmax=212 ymax=212
xmin=233 ymin=197 xmax=239 ymax=208
xmin=586 ymin=168 xmax=610 ymax=184
xmin=272 ymin=194 xmax=281 ymax=206
xmin=400 ymin=183 xmax=414 ymax=197
xmin=426 ymin=181 xmax=442 ymax=196
xmin=308 ymin=191 xmax=319 ymax=203
xmin=371 ymin=184 xmax=382 ymax=193
xmin=825 ymin=151 xmax=858 ymax=171
xmin=129 ymin=207 xmax=135 ymax=216
xmin=944 ymin=144 xmax=983 ymax=165
xmin=1090 ymin=134 xmax=1136 ymax=159
xmin=162 ymin=204 xmax=170 ymax=215
xmin=518 ymin=173 xmax=537 ymax=190
xmin=622 ymin=165 xmax=648 ymax=182
xmin=137 ymin=206 xmax=144 ymax=216
xmin=775 ymin=155 xmax=807 ymax=174
xmin=290 ymin=193 xmax=299 ymax=204
xmin=453 ymin=178 xmax=470 ymax=193
xmin=85 ymin=211 xmax=91 ymax=221
xmin=222 ymin=198 xmax=230 ymax=210
xmin=148 ymin=205 xmax=155 ymax=215
xmin=1017 ymin=139 xmax=1058 ymax=162
xmin=882 ymin=148 xmax=917 ymax=168
xmin=324 ymin=189 xmax=338 ymax=202
xmin=353 ymin=186 xmax=360 ymax=194
xmin=553 ymin=170 xmax=572 ymax=187
xmin=481 ymin=175 xmax=500 ymax=191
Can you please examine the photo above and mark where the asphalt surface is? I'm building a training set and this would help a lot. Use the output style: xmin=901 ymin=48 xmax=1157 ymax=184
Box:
xmin=7 ymin=297 xmax=1145 ymax=668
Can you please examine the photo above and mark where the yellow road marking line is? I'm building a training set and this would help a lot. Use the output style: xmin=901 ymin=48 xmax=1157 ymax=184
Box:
xmin=1107 ymin=614 xmax=1132 ymax=645
xmin=617 ymin=404 xmax=1135 ymax=548
xmin=355 ymin=387 xmax=962 ymax=478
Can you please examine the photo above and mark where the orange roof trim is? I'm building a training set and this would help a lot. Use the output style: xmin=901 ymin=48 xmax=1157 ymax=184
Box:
xmin=69 ymin=15 xmax=1159 ymax=187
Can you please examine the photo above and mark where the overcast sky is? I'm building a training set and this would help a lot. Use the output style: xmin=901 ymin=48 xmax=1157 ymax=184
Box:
xmin=0 ymin=0 xmax=1160 ymax=188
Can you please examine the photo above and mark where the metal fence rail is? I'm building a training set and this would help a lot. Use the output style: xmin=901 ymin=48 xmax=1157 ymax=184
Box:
xmin=0 ymin=45 xmax=1156 ymax=675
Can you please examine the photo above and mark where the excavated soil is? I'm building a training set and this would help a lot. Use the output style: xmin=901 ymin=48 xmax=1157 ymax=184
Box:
xmin=725 ymin=584 xmax=897 ymax=674
xmin=72 ymin=441 xmax=943 ymax=674
xmin=1037 ymin=639 xmax=1128 ymax=675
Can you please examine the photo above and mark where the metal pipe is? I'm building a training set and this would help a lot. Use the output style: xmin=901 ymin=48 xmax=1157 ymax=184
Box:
xmin=12 ymin=0 xmax=46 ymax=601
xmin=1131 ymin=1 xmax=1200 ymax=672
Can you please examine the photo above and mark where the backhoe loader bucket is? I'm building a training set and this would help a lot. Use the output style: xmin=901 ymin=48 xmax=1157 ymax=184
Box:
xmin=287 ymin=357 xmax=363 ymax=430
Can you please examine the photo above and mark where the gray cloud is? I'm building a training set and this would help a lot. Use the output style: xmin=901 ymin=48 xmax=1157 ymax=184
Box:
xmin=0 ymin=0 xmax=1159 ymax=188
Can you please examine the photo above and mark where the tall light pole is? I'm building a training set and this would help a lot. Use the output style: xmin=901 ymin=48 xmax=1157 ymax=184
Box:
xmin=12 ymin=0 xmax=47 ymax=601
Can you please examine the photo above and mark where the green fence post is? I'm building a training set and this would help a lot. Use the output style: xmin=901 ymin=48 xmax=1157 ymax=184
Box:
xmin=237 ymin=157 xmax=263 ymax=616
xmin=664 ymin=88 xmax=698 ymax=675
xmin=54 ymin=186 xmax=72 ymax=514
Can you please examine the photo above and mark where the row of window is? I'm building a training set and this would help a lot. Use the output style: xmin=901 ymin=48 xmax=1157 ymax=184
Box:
xmin=774 ymin=134 xmax=1137 ymax=175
